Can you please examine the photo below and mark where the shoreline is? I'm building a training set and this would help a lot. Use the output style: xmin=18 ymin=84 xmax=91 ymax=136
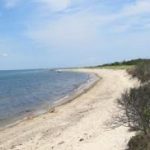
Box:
xmin=54 ymin=71 xmax=100 ymax=107
xmin=0 ymin=71 xmax=99 ymax=131
xmin=0 ymin=69 xmax=138 ymax=150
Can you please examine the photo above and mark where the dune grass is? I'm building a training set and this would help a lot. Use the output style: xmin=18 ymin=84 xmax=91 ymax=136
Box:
xmin=93 ymin=59 xmax=149 ymax=70
xmin=99 ymin=65 xmax=134 ymax=70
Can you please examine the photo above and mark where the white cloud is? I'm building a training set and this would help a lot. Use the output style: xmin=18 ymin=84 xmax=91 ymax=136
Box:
xmin=25 ymin=0 xmax=150 ymax=51
xmin=101 ymin=0 xmax=150 ymax=32
xmin=4 ymin=0 xmax=20 ymax=9
xmin=0 ymin=53 xmax=8 ymax=57
xmin=121 ymin=0 xmax=150 ymax=17
xmin=34 ymin=0 xmax=71 ymax=12
xmin=26 ymin=10 xmax=99 ymax=50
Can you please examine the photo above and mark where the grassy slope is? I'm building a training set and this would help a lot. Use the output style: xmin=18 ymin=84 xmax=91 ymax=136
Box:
xmin=99 ymin=65 xmax=134 ymax=70
xmin=93 ymin=59 xmax=150 ymax=70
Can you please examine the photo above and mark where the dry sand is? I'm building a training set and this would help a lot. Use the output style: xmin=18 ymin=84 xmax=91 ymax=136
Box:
xmin=0 ymin=69 xmax=138 ymax=150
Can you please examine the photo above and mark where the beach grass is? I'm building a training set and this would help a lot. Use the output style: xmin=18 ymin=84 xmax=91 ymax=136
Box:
xmin=97 ymin=65 xmax=135 ymax=70
xmin=90 ymin=58 xmax=150 ymax=70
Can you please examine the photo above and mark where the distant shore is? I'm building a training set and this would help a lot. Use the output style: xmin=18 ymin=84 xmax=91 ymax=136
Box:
xmin=0 ymin=69 xmax=138 ymax=150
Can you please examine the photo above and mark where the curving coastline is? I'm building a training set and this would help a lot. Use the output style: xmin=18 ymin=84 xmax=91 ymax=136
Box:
xmin=0 ymin=71 xmax=98 ymax=131
xmin=54 ymin=72 xmax=100 ymax=107
xmin=0 ymin=69 xmax=139 ymax=150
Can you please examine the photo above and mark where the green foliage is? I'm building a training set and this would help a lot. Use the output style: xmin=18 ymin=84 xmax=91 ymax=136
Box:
xmin=127 ymin=133 xmax=150 ymax=150
xmin=97 ymin=59 xmax=150 ymax=68
xmin=100 ymin=65 xmax=134 ymax=70
xmin=118 ymin=84 xmax=150 ymax=134
xmin=144 ymin=107 xmax=150 ymax=119
xmin=128 ymin=61 xmax=150 ymax=83
xmin=117 ymin=59 xmax=150 ymax=150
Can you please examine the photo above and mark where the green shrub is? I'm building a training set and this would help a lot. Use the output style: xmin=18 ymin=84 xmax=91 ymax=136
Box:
xmin=127 ymin=133 xmax=150 ymax=150
xmin=118 ymin=84 xmax=150 ymax=134
xmin=128 ymin=61 xmax=150 ymax=83
xmin=99 ymin=59 xmax=150 ymax=68
xmin=116 ymin=59 xmax=150 ymax=150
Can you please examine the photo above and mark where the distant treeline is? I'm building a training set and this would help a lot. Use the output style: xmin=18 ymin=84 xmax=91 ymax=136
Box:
xmin=97 ymin=58 xmax=150 ymax=67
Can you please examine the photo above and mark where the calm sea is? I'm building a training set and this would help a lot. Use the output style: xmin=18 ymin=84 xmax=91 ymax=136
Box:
xmin=0 ymin=69 xmax=90 ymax=128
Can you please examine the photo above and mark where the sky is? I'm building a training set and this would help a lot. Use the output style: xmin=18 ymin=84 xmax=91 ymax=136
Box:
xmin=0 ymin=0 xmax=150 ymax=70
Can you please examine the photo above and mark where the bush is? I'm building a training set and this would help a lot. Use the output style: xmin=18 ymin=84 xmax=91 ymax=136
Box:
xmin=117 ymin=59 xmax=150 ymax=150
xmin=118 ymin=84 xmax=150 ymax=134
xmin=128 ymin=61 xmax=150 ymax=83
xmin=127 ymin=133 xmax=150 ymax=150
xmin=99 ymin=59 xmax=150 ymax=68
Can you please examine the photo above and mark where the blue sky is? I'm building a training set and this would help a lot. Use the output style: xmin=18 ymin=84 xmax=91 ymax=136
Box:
xmin=0 ymin=0 xmax=150 ymax=69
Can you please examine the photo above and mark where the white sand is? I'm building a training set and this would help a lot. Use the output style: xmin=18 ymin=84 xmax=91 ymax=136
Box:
xmin=0 ymin=69 xmax=138 ymax=150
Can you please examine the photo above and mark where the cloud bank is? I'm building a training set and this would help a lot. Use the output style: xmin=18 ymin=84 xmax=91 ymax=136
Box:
xmin=25 ymin=0 xmax=150 ymax=50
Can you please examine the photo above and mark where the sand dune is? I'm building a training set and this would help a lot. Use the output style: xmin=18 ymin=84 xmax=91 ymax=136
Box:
xmin=0 ymin=69 xmax=138 ymax=150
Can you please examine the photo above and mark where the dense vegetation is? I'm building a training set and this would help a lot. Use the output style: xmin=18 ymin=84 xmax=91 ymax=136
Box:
xmin=118 ymin=84 xmax=150 ymax=135
xmin=98 ymin=58 xmax=150 ymax=67
xmin=128 ymin=61 xmax=150 ymax=83
xmin=117 ymin=59 xmax=150 ymax=150
xmin=127 ymin=134 xmax=150 ymax=150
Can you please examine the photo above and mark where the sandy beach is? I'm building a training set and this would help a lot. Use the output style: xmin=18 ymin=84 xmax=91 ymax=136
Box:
xmin=0 ymin=69 xmax=138 ymax=150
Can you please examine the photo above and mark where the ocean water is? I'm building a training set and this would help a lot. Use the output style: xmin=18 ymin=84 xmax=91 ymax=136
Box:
xmin=0 ymin=69 xmax=90 ymax=128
